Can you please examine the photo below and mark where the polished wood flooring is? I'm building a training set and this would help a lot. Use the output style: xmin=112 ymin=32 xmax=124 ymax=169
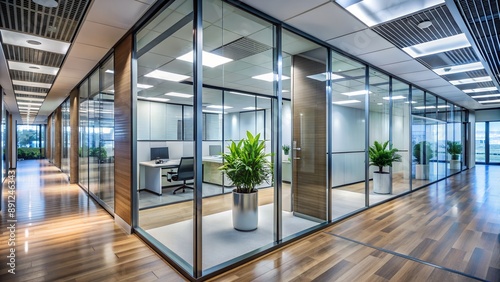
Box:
xmin=2 ymin=160 xmax=498 ymax=281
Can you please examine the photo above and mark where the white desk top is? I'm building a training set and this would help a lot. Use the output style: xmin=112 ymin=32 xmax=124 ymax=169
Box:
xmin=202 ymin=156 xmax=224 ymax=163
xmin=139 ymin=159 xmax=180 ymax=168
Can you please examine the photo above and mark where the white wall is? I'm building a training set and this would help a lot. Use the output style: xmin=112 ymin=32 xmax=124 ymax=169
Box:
xmin=475 ymin=109 xmax=500 ymax=122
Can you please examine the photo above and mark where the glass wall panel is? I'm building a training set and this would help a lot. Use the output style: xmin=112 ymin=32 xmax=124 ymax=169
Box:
xmin=411 ymin=88 xmax=431 ymax=188
xmin=136 ymin=0 xmax=194 ymax=269
xmin=2 ymin=103 xmax=7 ymax=181
xmin=330 ymin=51 xmax=366 ymax=217
xmin=61 ymin=99 xmax=70 ymax=176
xmin=368 ymin=70 xmax=391 ymax=205
xmin=453 ymin=106 xmax=463 ymax=170
xmin=489 ymin=122 xmax=500 ymax=163
xmin=17 ymin=125 xmax=43 ymax=160
xmin=476 ymin=122 xmax=486 ymax=163
xmin=391 ymin=79 xmax=410 ymax=195
xmin=436 ymin=98 xmax=447 ymax=180
xmin=79 ymin=79 xmax=89 ymax=190
xmin=88 ymin=70 xmax=100 ymax=197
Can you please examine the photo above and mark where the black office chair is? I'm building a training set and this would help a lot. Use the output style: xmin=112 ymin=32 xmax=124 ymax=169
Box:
xmin=168 ymin=157 xmax=194 ymax=194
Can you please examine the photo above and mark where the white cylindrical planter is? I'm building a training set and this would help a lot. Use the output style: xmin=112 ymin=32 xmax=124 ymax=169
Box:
xmin=450 ymin=160 xmax=460 ymax=170
xmin=373 ymin=172 xmax=391 ymax=194
xmin=232 ymin=189 xmax=258 ymax=231
xmin=415 ymin=164 xmax=429 ymax=179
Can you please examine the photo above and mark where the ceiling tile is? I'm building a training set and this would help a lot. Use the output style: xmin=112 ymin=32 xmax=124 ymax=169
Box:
xmin=70 ymin=43 xmax=109 ymax=61
xmin=357 ymin=47 xmax=412 ymax=66
xmin=425 ymin=85 xmax=460 ymax=94
xmin=415 ymin=78 xmax=451 ymax=88
xmin=62 ymin=57 xmax=98 ymax=72
xmin=75 ymin=21 xmax=126 ymax=49
xmin=327 ymin=29 xmax=394 ymax=56
xmin=285 ymin=2 xmax=366 ymax=41
xmin=398 ymin=70 xmax=441 ymax=82
xmin=378 ymin=60 xmax=429 ymax=75
xmin=240 ymin=0 xmax=329 ymax=21
xmin=86 ymin=0 xmax=151 ymax=30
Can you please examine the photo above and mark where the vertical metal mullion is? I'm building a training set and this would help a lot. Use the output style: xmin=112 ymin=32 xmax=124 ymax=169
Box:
xmin=326 ymin=49 xmax=333 ymax=221
xmin=388 ymin=77 xmax=393 ymax=194
xmin=131 ymin=33 xmax=139 ymax=229
xmin=485 ymin=121 xmax=490 ymax=164
xmin=274 ymin=24 xmax=282 ymax=243
xmin=193 ymin=0 xmax=203 ymax=278
xmin=364 ymin=66 xmax=370 ymax=207
xmin=408 ymin=85 xmax=413 ymax=191
xmin=221 ymin=91 xmax=225 ymax=194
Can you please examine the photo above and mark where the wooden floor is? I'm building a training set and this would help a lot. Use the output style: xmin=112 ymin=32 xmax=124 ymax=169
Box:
xmin=1 ymin=160 xmax=498 ymax=281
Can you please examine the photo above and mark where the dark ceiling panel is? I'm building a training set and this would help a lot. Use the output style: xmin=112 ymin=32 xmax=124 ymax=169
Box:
xmin=10 ymin=70 xmax=55 ymax=84
xmin=373 ymin=4 xmax=462 ymax=48
xmin=4 ymin=44 xmax=65 ymax=67
xmin=417 ymin=47 xmax=478 ymax=69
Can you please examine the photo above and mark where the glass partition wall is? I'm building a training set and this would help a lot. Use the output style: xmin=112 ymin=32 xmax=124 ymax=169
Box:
xmin=129 ymin=0 xmax=468 ymax=278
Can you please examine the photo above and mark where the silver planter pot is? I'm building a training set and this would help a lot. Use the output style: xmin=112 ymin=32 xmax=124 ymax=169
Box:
xmin=232 ymin=189 xmax=258 ymax=231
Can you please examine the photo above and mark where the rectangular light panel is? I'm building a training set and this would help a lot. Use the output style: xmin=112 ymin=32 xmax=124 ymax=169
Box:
xmin=13 ymin=80 xmax=52 ymax=89
xmin=307 ymin=72 xmax=344 ymax=81
xmin=138 ymin=97 xmax=170 ymax=102
xmin=383 ymin=95 xmax=406 ymax=100
xmin=402 ymin=34 xmax=470 ymax=58
xmin=144 ymin=70 xmax=190 ymax=82
xmin=478 ymin=99 xmax=500 ymax=104
xmin=164 ymin=92 xmax=193 ymax=98
xmin=14 ymin=90 xmax=47 ymax=97
xmin=137 ymin=83 xmax=153 ymax=89
xmin=433 ymin=62 xmax=483 ymax=76
xmin=471 ymin=93 xmax=500 ymax=98
xmin=0 ymin=29 xmax=70 ymax=54
xmin=332 ymin=100 xmax=361 ymax=105
xmin=16 ymin=97 xmax=45 ymax=102
xmin=341 ymin=90 xmax=372 ymax=96
xmin=339 ymin=0 xmax=444 ymax=27
xmin=449 ymin=76 xmax=492 ymax=85
xmin=252 ymin=73 xmax=290 ymax=82
xmin=207 ymin=105 xmax=233 ymax=109
xmin=177 ymin=51 xmax=233 ymax=68
xmin=463 ymin=87 xmax=497 ymax=93
xmin=8 ymin=61 xmax=59 ymax=76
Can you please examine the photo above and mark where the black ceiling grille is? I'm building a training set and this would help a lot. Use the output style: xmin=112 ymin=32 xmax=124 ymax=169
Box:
xmin=373 ymin=4 xmax=462 ymax=48
xmin=211 ymin=36 xmax=272 ymax=61
xmin=15 ymin=93 xmax=46 ymax=99
xmin=10 ymin=70 xmax=54 ymax=83
xmin=4 ymin=45 xmax=65 ymax=67
xmin=454 ymin=0 xmax=500 ymax=91
xmin=0 ymin=0 xmax=90 ymax=42
xmin=416 ymin=47 xmax=479 ymax=69
xmin=13 ymin=85 xmax=49 ymax=93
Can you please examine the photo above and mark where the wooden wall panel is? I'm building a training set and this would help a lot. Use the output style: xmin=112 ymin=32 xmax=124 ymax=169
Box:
xmin=54 ymin=107 xmax=62 ymax=168
xmin=292 ymin=55 xmax=328 ymax=220
xmin=70 ymin=89 xmax=79 ymax=184
xmin=114 ymin=34 xmax=133 ymax=225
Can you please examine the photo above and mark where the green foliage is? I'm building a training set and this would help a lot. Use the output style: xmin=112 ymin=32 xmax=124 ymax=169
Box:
xmin=219 ymin=131 xmax=272 ymax=193
xmin=282 ymin=144 xmax=290 ymax=155
xmin=89 ymin=147 xmax=107 ymax=161
xmin=368 ymin=141 xmax=401 ymax=173
xmin=413 ymin=141 xmax=434 ymax=164
xmin=446 ymin=141 xmax=462 ymax=160
xmin=18 ymin=148 xmax=41 ymax=160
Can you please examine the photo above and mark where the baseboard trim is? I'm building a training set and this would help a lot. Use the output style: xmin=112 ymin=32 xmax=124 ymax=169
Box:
xmin=115 ymin=214 xmax=132 ymax=234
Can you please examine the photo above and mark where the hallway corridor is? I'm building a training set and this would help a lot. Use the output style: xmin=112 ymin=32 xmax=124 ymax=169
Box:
xmin=1 ymin=160 xmax=499 ymax=281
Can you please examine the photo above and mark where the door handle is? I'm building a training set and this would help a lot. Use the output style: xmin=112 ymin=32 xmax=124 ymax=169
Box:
xmin=294 ymin=157 xmax=301 ymax=160
xmin=293 ymin=147 xmax=301 ymax=151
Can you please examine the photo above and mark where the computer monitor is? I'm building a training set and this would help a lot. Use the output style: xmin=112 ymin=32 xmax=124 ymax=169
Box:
xmin=150 ymin=147 xmax=169 ymax=160
xmin=209 ymin=145 xmax=222 ymax=157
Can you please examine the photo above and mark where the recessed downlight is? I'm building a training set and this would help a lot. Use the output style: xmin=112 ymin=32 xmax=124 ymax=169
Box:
xmin=417 ymin=20 xmax=433 ymax=29
xmin=26 ymin=40 xmax=42 ymax=45
xmin=33 ymin=0 xmax=58 ymax=8
xmin=29 ymin=66 xmax=40 ymax=70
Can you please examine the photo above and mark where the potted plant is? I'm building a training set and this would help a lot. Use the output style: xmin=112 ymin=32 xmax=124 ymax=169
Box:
xmin=369 ymin=141 xmax=401 ymax=194
xmin=413 ymin=141 xmax=434 ymax=179
xmin=282 ymin=144 xmax=290 ymax=156
xmin=219 ymin=131 xmax=272 ymax=231
xmin=446 ymin=141 xmax=462 ymax=170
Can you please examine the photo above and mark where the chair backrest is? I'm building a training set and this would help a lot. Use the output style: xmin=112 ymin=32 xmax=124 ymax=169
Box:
xmin=177 ymin=157 xmax=194 ymax=180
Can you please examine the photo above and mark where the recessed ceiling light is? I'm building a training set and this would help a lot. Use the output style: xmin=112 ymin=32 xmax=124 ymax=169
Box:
xmin=33 ymin=0 xmax=58 ymax=8
xmin=18 ymin=102 xmax=43 ymax=106
xmin=105 ymin=70 xmax=114 ymax=74
xmin=164 ymin=92 xmax=193 ymax=98
xmin=463 ymin=87 xmax=497 ymax=93
xmin=471 ymin=93 xmax=500 ymax=98
xmin=177 ymin=51 xmax=233 ymax=68
xmin=383 ymin=95 xmax=406 ymax=100
xmin=144 ymin=70 xmax=190 ymax=82
xmin=341 ymin=90 xmax=372 ymax=96
xmin=449 ymin=76 xmax=492 ymax=85
xmin=252 ymin=73 xmax=290 ymax=82
xmin=13 ymin=80 xmax=52 ymax=88
xmin=414 ymin=105 xmax=436 ymax=109
xmin=16 ymin=97 xmax=44 ymax=102
xmin=203 ymin=110 xmax=227 ymax=114
xmin=433 ymin=62 xmax=483 ymax=75
xmin=243 ymin=107 xmax=262 ymax=110
xmin=377 ymin=103 xmax=383 ymax=105
xmin=307 ymin=72 xmax=344 ymax=81
xmin=437 ymin=105 xmax=450 ymax=108
xmin=0 ymin=29 xmax=70 ymax=54
xmin=417 ymin=20 xmax=433 ymax=29
xmin=14 ymin=90 xmax=47 ymax=96
xmin=8 ymin=61 xmax=59 ymax=75
xmin=332 ymin=100 xmax=361 ymax=105
xmin=26 ymin=40 xmax=42 ymax=45
xmin=207 ymin=105 xmax=232 ymax=109
xmin=137 ymin=83 xmax=153 ymax=89
xmin=405 ymin=101 xmax=418 ymax=104
xmin=339 ymin=0 xmax=445 ymax=27
xmin=229 ymin=91 xmax=255 ymax=97
xmin=402 ymin=34 xmax=471 ymax=58
xmin=478 ymin=99 xmax=500 ymax=104
xmin=138 ymin=97 xmax=170 ymax=102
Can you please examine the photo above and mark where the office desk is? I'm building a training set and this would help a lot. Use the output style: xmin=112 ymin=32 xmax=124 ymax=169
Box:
xmin=139 ymin=159 xmax=179 ymax=195
xmin=202 ymin=156 xmax=232 ymax=186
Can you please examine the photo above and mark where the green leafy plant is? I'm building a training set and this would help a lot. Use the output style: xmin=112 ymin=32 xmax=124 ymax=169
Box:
xmin=282 ymin=144 xmax=290 ymax=155
xmin=219 ymin=131 xmax=272 ymax=193
xmin=413 ymin=141 xmax=434 ymax=164
xmin=17 ymin=148 xmax=42 ymax=160
xmin=446 ymin=141 xmax=462 ymax=160
xmin=368 ymin=141 xmax=401 ymax=173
